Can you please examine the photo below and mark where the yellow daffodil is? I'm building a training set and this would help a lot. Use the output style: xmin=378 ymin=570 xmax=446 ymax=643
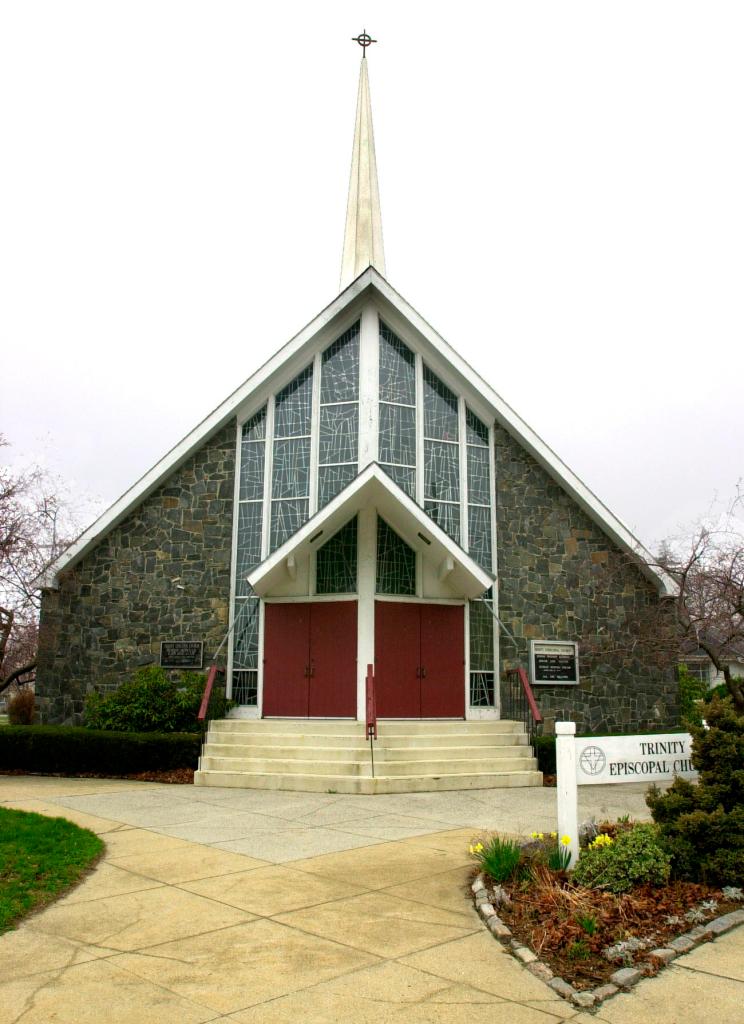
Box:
xmin=538 ymin=833 xmax=545 ymax=841
xmin=530 ymin=831 xmax=539 ymax=839
xmin=469 ymin=842 xmax=484 ymax=855
xmin=550 ymin=831 xmax=557 ymax=839
xmin=590 ymin=834 xmax=614 ymax=849
xmin=560 ymin=835 xmax=571 ymax=846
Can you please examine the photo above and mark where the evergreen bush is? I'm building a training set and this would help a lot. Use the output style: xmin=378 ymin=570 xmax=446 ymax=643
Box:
xmin=647 ymin=695 xmax=744 ymax=886
xmin=571 ymin=823 xmax=671 ymax=893
xmin=84 ymin=666 xmax=229 ymax=733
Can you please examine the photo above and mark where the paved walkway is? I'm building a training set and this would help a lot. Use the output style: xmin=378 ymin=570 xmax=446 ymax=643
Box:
xmin=1 ymin=776 xmax=741 ymax=1023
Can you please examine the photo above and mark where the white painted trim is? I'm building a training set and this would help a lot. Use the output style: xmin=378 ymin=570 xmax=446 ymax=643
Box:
xmin=375 ymin=595 xmax=465 ymax=605
xmin=247 ymin=464 xmax=494 ymax=599
xmin=46 ymin=268 xmax=674 ymax=597
xmin=488 ymin=417 xmax=501 ymax=716
xmin=457 ymin=397 xmax=468 ymax=551
xmin=256 ymin=600 xmax=265 ymax=717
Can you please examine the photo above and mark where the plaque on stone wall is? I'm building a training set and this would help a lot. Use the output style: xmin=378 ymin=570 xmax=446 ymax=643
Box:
xmin=529 ymin=640 xmax=579 ymax=686
xmin=160 ymin=641 xmax=204 ymax=669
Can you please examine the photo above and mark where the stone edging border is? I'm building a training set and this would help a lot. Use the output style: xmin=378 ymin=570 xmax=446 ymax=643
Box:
xmin=471 ymin=872 xmax=744 ymax=1010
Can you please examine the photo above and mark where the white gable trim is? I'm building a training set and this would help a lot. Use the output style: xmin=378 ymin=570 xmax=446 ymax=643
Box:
xmin=46 ymin=266 xmax=675 ymax=596
xmin=247 ymin=463 xmax=494 ymax=599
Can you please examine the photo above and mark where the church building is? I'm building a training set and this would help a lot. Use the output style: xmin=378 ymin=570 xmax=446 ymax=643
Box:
xmin=37 ymin=43 xmax=679 ymax=791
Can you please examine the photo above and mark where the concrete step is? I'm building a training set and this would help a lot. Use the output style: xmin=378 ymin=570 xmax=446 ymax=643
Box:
xmin=196 ymin=717 xmax=542 ymax=793
xmin=193 ymin=768 xmax=544 ymax=794
xmin=211 ymin=719 xmax=522 ymax=735
xmin=199 ymin=754 xmax=537 ymax=777
xmin=201 ymin=741 xmax=533 ymax=762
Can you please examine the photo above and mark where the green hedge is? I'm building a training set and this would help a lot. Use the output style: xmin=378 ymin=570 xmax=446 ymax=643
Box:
xmin=534 ymin=735 xmax=557 ymax=774
xmin=0 ymin=726 xmax=201 ymax=776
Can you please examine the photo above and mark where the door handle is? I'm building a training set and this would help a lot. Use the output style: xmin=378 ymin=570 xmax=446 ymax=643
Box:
xmin=416 ymin=666 xmax=421 ymax=679
xmin=421 ymin=666 xmax=427 ymax=679
xmin=309 ymin=661 xmax=315 ymax=678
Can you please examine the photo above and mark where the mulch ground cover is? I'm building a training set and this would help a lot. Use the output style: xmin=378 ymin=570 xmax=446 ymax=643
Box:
xmin=0 ymin=768 xmax=194 ymax=784
xmin=492 ymin=872 xmax=738 ymax=989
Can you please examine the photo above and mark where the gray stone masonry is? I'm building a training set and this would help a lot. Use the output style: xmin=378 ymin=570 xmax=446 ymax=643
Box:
xmin=36 ymin=423 xmax=236 ymax=724
xmin=493 ymin=424 xmax=680 ymax=734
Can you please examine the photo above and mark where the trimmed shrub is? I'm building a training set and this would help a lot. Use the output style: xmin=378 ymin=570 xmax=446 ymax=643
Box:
xmin=7 ymin=688 xmax=36 ymax=725
xmin=647 ymin=695 xmax=744 ymax=885
xmin=0 ymin=725 xmax=201 ymax=775
xmin=571 ymin=823 xmax=671 ymax=893
xmin=84 ymin=666 xmax=229 ymax=733
xmin=533 ymin=734 xmax=556 ymax=775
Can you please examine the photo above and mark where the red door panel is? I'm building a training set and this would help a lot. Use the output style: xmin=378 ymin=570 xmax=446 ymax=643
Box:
xmin=375 ymin=601 xmax=421 ymax=717
xmin=420 ymin=604 xmax=465 ymax=717
xmin=308 ymin=601 xmax=357 ymax=717
xmin=262 ymin=604 xmax=309 ymax=716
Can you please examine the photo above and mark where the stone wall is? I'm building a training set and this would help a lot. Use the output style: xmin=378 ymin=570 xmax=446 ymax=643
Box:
xmin=493 ymin=424 xmax=679 ymax=734
xmin=36 ymin=422 xmax=236 ymax=724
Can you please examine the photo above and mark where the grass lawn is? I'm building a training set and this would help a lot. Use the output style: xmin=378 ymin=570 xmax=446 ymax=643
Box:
xmin=0 ymin=807 xmax=104 ymax=933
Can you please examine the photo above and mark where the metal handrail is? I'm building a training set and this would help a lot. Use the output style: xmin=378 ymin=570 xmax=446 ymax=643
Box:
xmin=197 ymin=664 xmax=225 ymax=722
xmin=503 ymin=666 xmax=543 ymax=743
xmin=365 ymin=663 xmax=377 ymax=778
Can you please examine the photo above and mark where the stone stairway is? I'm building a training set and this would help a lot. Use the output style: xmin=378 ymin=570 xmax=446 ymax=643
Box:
xmin=194 ymin=719 xmax=542 ymax=794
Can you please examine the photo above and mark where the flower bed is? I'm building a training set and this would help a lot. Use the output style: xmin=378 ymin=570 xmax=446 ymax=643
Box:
xmin=469 ymin=824 xmax=744 ymax=1009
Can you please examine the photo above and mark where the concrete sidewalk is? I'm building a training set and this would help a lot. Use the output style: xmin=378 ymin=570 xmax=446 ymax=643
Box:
xmin=1 ymin=776 xmax=741 ymax=1023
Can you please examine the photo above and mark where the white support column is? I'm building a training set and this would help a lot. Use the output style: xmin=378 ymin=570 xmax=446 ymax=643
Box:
xmin=358 ymin=303 xmax=379 ymax=471
xmin=356 ymin=505 xmax=377 ymax=721
xmin=556 ymin=721 xmax=579 ymax=869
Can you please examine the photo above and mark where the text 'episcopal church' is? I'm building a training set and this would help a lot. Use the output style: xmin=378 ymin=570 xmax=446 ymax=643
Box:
xmin=37 ymin=46 xmax=680 ymax=791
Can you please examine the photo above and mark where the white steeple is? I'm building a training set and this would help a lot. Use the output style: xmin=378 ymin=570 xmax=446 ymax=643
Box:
xmin=340 ymin=54 xmax=385 ymax=291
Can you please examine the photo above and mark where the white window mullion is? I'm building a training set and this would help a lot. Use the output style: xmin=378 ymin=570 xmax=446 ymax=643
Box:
xmin=226 ymin=419 xmax=244 ymax=699
xmin=261 ymin=394 xmax=276 ymax=560
xmin=309 ymin=351 xmax=322 ymax=515
xmin=415 ymin=353 xmax=425 ymax=507
xmin=458 ymin=397 xmax=468 ymax=552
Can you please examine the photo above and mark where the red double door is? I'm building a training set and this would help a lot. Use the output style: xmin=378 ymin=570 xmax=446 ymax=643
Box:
xmin=262 ymin=601 xmax=357 ymax=717
xmin=374 ymin=601 xmax=465 ymax=718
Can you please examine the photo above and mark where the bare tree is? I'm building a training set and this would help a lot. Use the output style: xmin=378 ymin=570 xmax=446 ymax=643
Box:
xmin=658 ymin=493 xmax=744 ymax=714
xmin=0 ymin=436 xmax=82 ymax=695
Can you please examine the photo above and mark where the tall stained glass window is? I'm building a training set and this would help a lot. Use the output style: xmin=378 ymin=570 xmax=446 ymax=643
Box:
xmin=378 ymin=322 xmax=416 ymax=497
xmin=376 ymin=517 xmax=416 ymax=595
xmin=271 ymin=365 xmax=313 ymax=551
xmin=466 ymin=408 xmax=494 ymax=706
xmin=423 ymin=365 xmax=460 ymax=542
xmin=316 ymin=516 xmax=358 ymax=594
xmin=232 ymin=406 xmax=266 ymax=704
xmin=318 ymin=322 xmax=360 ymax=507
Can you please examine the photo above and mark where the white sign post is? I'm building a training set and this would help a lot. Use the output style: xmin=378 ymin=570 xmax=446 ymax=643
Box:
xmin=555 ymin=722 xmax=580 ymax=869
xmin=555 ymin=725 xmax=697 ymax=871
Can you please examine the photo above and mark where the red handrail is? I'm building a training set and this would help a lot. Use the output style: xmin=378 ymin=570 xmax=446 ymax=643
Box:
xmin=197 ymin=664 xmax=224 ymax=722
xmin=365 ymin=663 xmax=377 ymax=739
xmin=507 ymin=666 xmax=543 ymax=725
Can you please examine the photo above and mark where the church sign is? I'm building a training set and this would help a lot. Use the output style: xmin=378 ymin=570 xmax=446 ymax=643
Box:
xmin=576 ymin=733 xmax=697 ymax=786
xmin=555 ymin=721 xmax=697 ymax=869
xmin=160 ymin=641 xmax=203 ymax=669
xmin=529 ymin=640 xmax=579 ymax=685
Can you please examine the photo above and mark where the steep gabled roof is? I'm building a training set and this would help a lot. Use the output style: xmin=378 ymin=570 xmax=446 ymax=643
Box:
xmin=45 ymin=266 xmax=676 ymax=596
xmin=248 ymin=463 xmax=494 ymax=599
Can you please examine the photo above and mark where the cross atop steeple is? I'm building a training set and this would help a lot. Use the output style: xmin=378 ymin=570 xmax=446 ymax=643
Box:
xmin=339 ymin=38 xmax=385 ymax=291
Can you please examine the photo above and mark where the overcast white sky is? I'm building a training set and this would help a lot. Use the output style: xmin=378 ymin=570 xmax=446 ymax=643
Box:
xmin=1 ymin=1 xmax=742 ymax=551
